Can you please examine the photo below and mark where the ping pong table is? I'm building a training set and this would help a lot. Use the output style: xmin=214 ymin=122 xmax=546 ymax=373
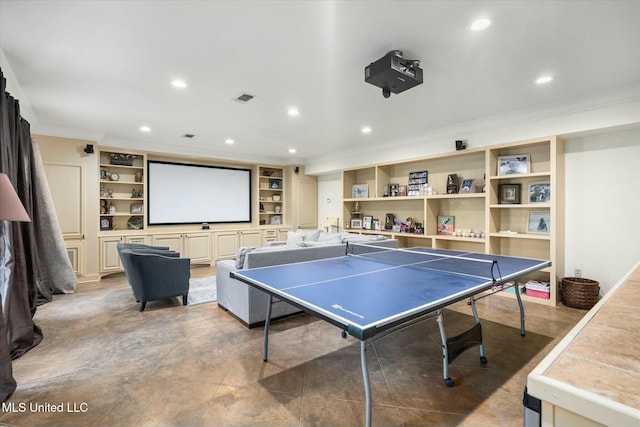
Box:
xmin=231 ymin=244 xmax=550 ymax=427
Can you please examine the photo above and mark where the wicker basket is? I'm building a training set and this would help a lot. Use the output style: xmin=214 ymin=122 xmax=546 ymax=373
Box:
xmin=561 ymin=277 xmax=599 ymax=309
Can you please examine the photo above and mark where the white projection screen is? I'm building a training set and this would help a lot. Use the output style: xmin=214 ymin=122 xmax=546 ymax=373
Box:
xmin=147 ymin=161 xmax=251 ymax=225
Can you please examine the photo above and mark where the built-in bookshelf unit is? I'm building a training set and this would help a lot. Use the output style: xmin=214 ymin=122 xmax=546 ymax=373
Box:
xmin=259 ymin=166 xmax=285 ymax=227
xmin=342 ymin=136 xmax=564 ymax=306
xmin=98 ymin=149 xmax=146 ymax=233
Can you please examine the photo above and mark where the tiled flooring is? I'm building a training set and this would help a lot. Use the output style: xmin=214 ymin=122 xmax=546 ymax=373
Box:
xmin=2 ymin=266 xmax=585 ymax=427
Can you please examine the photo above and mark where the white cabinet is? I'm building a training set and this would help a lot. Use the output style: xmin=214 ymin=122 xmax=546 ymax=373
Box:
xmin=214 ymin=231 xmax=241 ymax=260
xmin=214 ymin=229 xmax=265 ymax=260
xmin=99 ymin=235 xmax=153 ymax=275
xmin=239 ymin=229 xmax=261 ymax=247
xmin=262 ymin=227 xmax=291 ymax=245
xmin=151 ymin=232 xmax=212 ymax=264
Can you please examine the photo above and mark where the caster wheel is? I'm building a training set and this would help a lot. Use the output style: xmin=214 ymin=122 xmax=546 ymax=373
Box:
xmin=480 ymin=356 xmax=488 ymax=365
xmin=444 ymin=378 xmax=454 ymax=387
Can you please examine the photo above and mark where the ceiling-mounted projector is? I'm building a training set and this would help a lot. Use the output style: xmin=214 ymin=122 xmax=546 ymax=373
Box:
xmin=365 ymin=50 xmax=423 ymax=98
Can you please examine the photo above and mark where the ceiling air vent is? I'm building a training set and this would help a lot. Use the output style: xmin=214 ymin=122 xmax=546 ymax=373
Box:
xmin=234 ymin=93 xmax=255 ymax=103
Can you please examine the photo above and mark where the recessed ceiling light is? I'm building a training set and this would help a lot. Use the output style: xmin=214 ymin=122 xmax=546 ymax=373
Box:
xmin=225 ymin=139 xmax=235 ymax=145
xmin=535 ymin=75 xmax=553 ymax=85
xmin=361 ymin=126 xmax=372 ymax=134
xmin=140 ymin=126 xmax=151 ymax=133
xmin=288 ymin=148 xmax=297 ymax=154
xmin=470 ymin=18 xmax=491 ymax=31
xmin=171 ymin=79 xmax=187 ymax=89
xmin=287 ymin=107 xmax=300 ymax=117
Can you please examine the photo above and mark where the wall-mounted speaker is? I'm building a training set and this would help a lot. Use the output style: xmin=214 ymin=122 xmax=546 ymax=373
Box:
xmin=294 ymin=166 xmax=299 ymax=174
xmin=455 ymin=140 xmax=467 ymax=151
xmin=84 ymin=144 xmax=94 ymax=154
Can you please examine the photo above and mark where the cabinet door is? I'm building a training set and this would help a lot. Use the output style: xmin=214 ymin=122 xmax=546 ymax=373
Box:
xmin=278 ymin=227 xmax=291 ymax=240
xmin=215 ymin=232 xmax=239 ymax=260
xmin=99 ymin=236 xmax=124 ymax=273
xmin=184 ymin=233 xmax=212 ymax=263
xmin=65 ymin=239 xmax=84 ymax=276
xmin=239 ymin=230 xmax=261 ymax=247
xmin=152 ymin=234 xmax=183 ymax=253
xmin=297 ymin=180 xmax=318 ymax=228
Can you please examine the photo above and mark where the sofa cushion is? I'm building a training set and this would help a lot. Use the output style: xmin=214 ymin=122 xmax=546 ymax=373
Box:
xmin=286 ymin=230 xmax=305 ymax=244
xmin=236 ymin=246 xmax=258 ymax=269
xmin=298 ymin=229 xmax=322 ymax=241
xmin=316 ymin=232 xmax=343 ymax=243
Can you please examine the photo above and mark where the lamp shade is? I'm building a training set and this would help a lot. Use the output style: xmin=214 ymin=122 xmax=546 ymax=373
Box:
xmin=0 ymin=173 xmax=31 ymax=222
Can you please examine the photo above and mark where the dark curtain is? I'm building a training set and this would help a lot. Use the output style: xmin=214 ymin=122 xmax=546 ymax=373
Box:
xmin=0 ymin=69 xmax=44 ymax=401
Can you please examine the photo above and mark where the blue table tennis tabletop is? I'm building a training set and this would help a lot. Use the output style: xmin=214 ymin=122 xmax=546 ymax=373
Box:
xmin=231 ymin=246 xmax=550 ymax=340
xmin=231 ymin=246 xmax=550 ymax=427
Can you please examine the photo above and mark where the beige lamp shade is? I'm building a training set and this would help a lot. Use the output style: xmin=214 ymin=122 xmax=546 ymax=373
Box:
xmin=0 ymin=173 xmax=31 ymax=222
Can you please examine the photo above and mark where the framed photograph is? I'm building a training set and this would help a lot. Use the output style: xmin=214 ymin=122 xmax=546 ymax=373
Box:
xmin=437 ymin=215 xmax=455 ymax=235
xmin=350 ymin=218 xmax=363 ymax=229
xmin=527 ymin=212 xmax=550 ymax=233
xmin=446 ymin=174 xmax=459 ymax=194
xmin=270 ymin=215 xmax=282 ymax=225
xmin=130 ymin=203 xmax=144 ymax=214
xmin=362 ymin=215 xmax=373 ymax=230
xmin=100 ymin=217 xmax=112 ymax=231
xmin=387 ymin=183 xmax=400 ymax=197
xmin=397 ymin=185 xmax=407 ymax=196
xmin=407 ymin=171 xmax=428 ymax=196
xmin=498 ymin=154 xmax=530 ymax=175
xmin=352 ymin=184 xmax=369 ymax=198
xmin=373 ymin=219 xmax=381 ymax=231
xmin=499 ymin=183 xmax=522 ymax=204
xmin=269 ymin=178 xmax=282 ymax=190
xmin=529 ymin=182 xmax=551 ymax=203
xmin=459 ymin=179 xmax=474 ymax=193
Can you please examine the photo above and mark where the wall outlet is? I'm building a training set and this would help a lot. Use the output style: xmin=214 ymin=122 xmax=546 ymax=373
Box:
xmin=574 ymin=269 xmax=582 ymax=278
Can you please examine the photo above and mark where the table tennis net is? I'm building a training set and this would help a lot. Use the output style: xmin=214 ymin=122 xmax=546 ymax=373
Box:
xmin=347 ymin=243 xmax=501 ymax=282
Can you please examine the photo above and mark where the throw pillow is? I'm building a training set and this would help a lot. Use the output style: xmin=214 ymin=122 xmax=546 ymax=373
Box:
xmin=235 ymin=246 xmax=257 ymax=269
xmin=287 ymin=230 xmax=305 ymax=244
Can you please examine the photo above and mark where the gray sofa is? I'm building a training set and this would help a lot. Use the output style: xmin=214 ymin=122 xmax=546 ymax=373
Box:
xmin=216 ymin=231 xmax=398 ymax=328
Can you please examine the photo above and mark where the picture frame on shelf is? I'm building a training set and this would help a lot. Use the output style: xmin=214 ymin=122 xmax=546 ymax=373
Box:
xmin=407 ymin=171 xmax=428 ymax=196
xmin=270 ymin=215 xmax=282 ymax=225
xmin=459 ymin=179 xmax=474 ymax=193
xmin=130 ymin=203 xmax=144 ymax=214
xmin=269 ymin=179 xmax=282 ymax=190
xmin=387 ymin=183 xmax=400 ymax=197
xmin=352 ymin=184 xmax=369 ymax=198
xmin=373 ymin=219 xmax=381 ymax=231
xmin=499 ymin=183 xmax=522 ymax=204
xmin=350 ymin=218 xmax=363 ymax=229
xmin=529 ymin=182 xmax=551 ymax=203
xmin=100 ymin=217 xmax=112 ymax=231
xmin=446 ymin=174 xmax=459 ymax=194
xmin=527 ymin=212 xmax=550 ymax=233
xmin=397 ymin=185 xmax=407 ymax=196
xmin=362 ymin=215 xmax=373 ymax=230
xmin=498 ymin=154 xmax=530 ymax=175
xmin=437 ymin=215 xmax=455 ymax=235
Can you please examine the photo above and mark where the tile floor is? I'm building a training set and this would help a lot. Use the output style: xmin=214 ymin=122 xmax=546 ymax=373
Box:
xmin=2 ymin=266 xmax=585 ymax=427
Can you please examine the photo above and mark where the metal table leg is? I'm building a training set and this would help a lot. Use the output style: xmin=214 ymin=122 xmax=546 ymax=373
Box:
xmin=515 ymin=285 xmax=526 ymax=336
xmin=360 ymin=340 xmax=372 ymax=427
xmin=263 ymin=294 xmax=273 ymax=362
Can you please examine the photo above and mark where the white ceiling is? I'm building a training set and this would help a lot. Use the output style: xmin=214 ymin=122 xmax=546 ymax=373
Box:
xmin=1 ymin=1 xmax=639 ymax=169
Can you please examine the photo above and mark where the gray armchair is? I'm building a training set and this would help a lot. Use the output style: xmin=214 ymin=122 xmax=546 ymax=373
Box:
xmin=118 ymin=247 xmax=191 ymax=311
